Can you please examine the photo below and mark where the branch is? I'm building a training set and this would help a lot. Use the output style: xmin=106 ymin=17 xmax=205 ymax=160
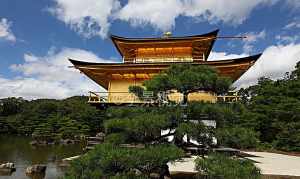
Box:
xmin=154 ymin=131 xmax=176 ymax=141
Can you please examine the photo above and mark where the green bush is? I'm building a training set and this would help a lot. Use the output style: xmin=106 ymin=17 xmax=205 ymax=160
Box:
xmin=65 ymin=143 xmax=184 ymax=178
xmin=105 ymin=133 xmax=127 ymax=145
xmin=0 ymin=96 xmax=104 ymax=139
xmin=104 ymin=113 xmax=170 ymax=143
xmin=195 ymin=153 xmax=261 ymax=179
xmin=216 ymin=127 xmax=259 ymax=149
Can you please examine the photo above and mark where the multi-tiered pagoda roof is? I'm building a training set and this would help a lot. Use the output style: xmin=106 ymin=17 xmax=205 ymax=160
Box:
xmin=70 ymin=29 xmax=261 ymax=90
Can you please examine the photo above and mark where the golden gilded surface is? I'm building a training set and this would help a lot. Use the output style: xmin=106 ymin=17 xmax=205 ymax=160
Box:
xmin=108 ymin=79 xmax=143 ymax=103
xmin=107 ymin=79 xmax=217 ymax=103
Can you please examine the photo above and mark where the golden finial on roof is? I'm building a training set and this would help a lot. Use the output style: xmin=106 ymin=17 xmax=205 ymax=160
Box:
xmin=163 ymin=32 xmax=172 ymax=38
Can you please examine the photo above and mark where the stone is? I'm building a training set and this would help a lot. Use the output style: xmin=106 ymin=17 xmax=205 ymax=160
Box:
xmin=60 ymin=139 xmax=75 ymax=145
xmin=0 ymin=163 xmax=16 ymax=175
xmin=25 ymin=165 xmax=46 ymax=174
xmin=30 ymin=140 xmax=38 ymax=146
xmin=0 ymin=162 xmax=15 ymax=169
xmin=149 ymin=172 xmax=160 ymax=178
xmin=96 ymin=132 xmax=106 ymax=141
xmin=131 ymin=168 xmax=142 ymax=176
xmin=160 ymin=164 xmax=170 ymax=177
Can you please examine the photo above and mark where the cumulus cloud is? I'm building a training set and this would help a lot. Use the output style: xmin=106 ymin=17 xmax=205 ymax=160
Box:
xmin=208 ymin=51 xmax=248 ymax=61
xmin=48 ymin=0 xmax=120 ymax=38
xmin=275 ymin=35 xmax=299 ymax=44
xmin=0 ymin=18 xmax=16 ymax=42
xmin=0 ymin=48 xmax=112 ymax=99
xmin=48 ymin=0 xmax=279 ymax=38
xmin=207 ymin=45 xmax=300 ymax=89
xmin=116 ymin=0 xmax=278 ymax=31
xmin=286 ymin=0 xmax=300 ymax=9
xmin=241 ymin=30 xmax=266 ymax=53
xmin=235 ymin=43 xmax=300 ymax=88
xmin=116 ymin=0 xmax=182 ymax=31
xmin=284 ymin=21 xmax=300 ymax=29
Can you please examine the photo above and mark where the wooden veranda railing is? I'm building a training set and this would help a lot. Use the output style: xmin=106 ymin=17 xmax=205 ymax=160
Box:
xmin=88 ymin=91 xmax=157 ymax=104
xmin=88 ymin=91 xmax=241 ymax=104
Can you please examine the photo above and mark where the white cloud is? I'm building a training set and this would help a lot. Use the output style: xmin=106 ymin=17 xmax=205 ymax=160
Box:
xmin=284 ymin=21 xmax=300 ymax=29
xmin=286 ymin=0 xmax=300 ymax=9
xmin=208 ymin=51 xmax=248 ymax=61
xmin=0 ymin=18 xmax=16 ymax=42
xmin=235 ymin=43 xmax=300 ymax=88
xmin=48 ymin=0 xmax=279 ymax=38
xmin=116 ymin=0 xmax=182 ymax=31
xmin=0 ymin=48 xmax=112 ymax=99
xmin=241 ymin=30 xmax=266 ymax=53
xmin=48 ymin=0 xmax=120 ymax=38
xmin=276 ymin=35 xmax=299 ymax=44
xmin=117 ymin=0 xmax=276 ymax=31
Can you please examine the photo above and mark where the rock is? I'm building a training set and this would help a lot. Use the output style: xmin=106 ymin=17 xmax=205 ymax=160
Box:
xmin=0 ymin=162 xmax=14 ymax=169
xmin=25 ymin=165 xmax=46 ymax=174
xmin=30 ymin=140 xmax=48 ymax=146
xmin=160 ymin=164 xmax=170 ymax=178
xmin=60 ymin=139 xmax=75 ymax=145
xmin=150 ymin=172 xmax=160 ymax=178
xmin=0 ymin=163 xmax=16 ymax=175
xmin=131 ymin=168 xmax=142 ymax=176
xmin=96 ymin=132 xmax=105 ymax=141
xmin=96 ymin=132 xmax=105 ymax=137
xmin=30 ymin=140 xmax=38 ymax=146
xmin=57 ymin=161 xmax=71 ymax=168
xmin=47 ymin=141 xmax=55 ymax=145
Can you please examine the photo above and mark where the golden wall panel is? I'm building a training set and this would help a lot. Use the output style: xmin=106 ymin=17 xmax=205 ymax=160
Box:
xmin=188 ymin=92 xmax=217 ymax=103
xmin=108 ymin=79 xmax=143 ymax=103
xmin=108 ymin=79 xmax=217 ymax=103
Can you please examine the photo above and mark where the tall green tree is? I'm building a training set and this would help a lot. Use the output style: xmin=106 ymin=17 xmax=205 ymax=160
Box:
xmin=237 ymin=61 xmax=300 ymax=151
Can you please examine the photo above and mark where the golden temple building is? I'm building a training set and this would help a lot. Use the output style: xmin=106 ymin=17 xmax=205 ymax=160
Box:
xmin=70 ymin=30 xmax=261 ymax=107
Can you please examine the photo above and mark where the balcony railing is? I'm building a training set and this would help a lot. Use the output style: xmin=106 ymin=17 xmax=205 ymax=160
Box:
xmin=217 ymin=91 xmax=241 ymax=103
xmin=88 ymin=91 xmax=157 ymax=104
xmin=88 ymin=91 xmax=240 ymax=104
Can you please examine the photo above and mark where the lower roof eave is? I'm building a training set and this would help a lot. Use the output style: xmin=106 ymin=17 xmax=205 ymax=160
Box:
xmin=69 ymin=53 xmax=262 ymax=89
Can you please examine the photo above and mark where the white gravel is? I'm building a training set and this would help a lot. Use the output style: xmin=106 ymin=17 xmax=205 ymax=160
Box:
xmin=168 ymin=152 xmax=300 ymax=177
xmin=244 ymin=152 xmax=300 ymax=176
xmin=168 ymin=156 xmax=197 ymax=173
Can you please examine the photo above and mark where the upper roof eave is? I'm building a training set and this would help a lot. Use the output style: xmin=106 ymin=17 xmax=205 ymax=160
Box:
xmin=69 ymin=53 xmax=262 ymax=67
xmin=110 ymin=29 xmax=220 ymax=60
xmin=109 ymin=29 xmax=220 ymax=42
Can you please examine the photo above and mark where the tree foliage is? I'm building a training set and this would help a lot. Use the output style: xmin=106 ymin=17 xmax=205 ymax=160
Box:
xmin=237 ymin=61 xmax=300 ymax=151
xmin=216 ymin=127 xmax=259 ymax=149
xmin=0 ymin=96 xmax=104 ymax=140
xmin=195 ymin=153 xmax=261 ymax=179
xmin=65 ymin=143 xmax=184 ymax=179
xmin=144 ymin=64 xmax=232 ymax=95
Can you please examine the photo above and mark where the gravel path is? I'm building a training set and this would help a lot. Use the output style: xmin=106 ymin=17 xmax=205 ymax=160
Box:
xmin=168 ymin=152 xmax=300 ymax=177
xmin=244 ymin=152 xmax=300 ymax=176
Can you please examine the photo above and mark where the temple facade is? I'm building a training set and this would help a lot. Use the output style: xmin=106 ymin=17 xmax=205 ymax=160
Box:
xmin=70 ymin=30 xmax=261 ymax=106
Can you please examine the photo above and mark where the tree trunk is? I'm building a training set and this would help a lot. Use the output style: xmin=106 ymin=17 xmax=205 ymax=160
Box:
xmin=182 ymin=92 xmax=188 ymax=106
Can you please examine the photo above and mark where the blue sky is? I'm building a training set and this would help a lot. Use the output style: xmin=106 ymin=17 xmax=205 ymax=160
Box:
xmin=0 ymin=0 xmax=300 ymax=99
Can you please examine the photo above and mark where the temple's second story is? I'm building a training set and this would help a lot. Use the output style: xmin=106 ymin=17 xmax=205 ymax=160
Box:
xmin=111 ymin=30 xmax=219 ymax=63
xmin=69 ymin=30 xmax=262 ymax=107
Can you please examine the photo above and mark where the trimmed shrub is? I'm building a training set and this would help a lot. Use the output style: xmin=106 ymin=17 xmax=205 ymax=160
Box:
xmin=195 ymin=153 xmax=261 ymax=179
xmin=216 ymin=127 xmax=259 ymax=149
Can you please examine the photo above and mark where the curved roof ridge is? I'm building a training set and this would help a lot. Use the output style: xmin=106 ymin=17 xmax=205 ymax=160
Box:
xmin=110 ymin=29 xmax=219 ymax=41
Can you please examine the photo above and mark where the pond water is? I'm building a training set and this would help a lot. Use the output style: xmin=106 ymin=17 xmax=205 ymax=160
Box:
xmin=0 ymin=135 xmax=84 ymax=179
